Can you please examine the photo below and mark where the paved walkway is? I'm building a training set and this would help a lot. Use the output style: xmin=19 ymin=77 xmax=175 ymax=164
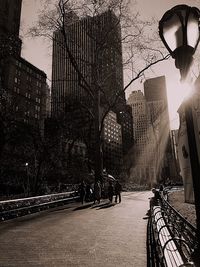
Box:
xmin=0 ymin=191 xmax=152 ymax=267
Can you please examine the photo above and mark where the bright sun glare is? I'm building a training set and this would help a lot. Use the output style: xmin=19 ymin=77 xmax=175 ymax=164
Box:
xmin=166 ymin=80 xmax=194 ymax=130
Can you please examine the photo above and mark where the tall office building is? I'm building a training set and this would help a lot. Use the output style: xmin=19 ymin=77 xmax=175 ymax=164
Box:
xmin=51 ymin=10 xmax=129 ymax=175
xmin=144 ymin=76 xmax=173 ymax=182
xmin=127 ymin=90 xmax=155 ymax=184
xmin=51 ymin=10 xmax=125 ymax=116
xmin=0 ymin=0 xmax=22 ymax=56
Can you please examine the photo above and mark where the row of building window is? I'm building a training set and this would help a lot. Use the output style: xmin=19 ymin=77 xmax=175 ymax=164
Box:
xmin=15 ymin=76 xmax=41 ymax=87
xmin=15 ymin=74 xmax=42 ymax=88
xmin=15 ymin=106 xmax=40 ymax=119
xmin=15 ymin=60 xmax=44 ymax=81
xmin=104 ymin=127 xmax=120 ymax=133
xmin=14 ymin=86 xmax=41 ymax=103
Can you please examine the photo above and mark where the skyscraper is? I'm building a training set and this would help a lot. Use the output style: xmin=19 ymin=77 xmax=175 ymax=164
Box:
xmin=0 ymin=0 xmax=22 ymax=56
xmin=144 ymin=76 xmax=173 ymax=182
xmin=51 ymin=10 xmax=125 ymax=116
xmin=127 ymin=90 xmax=155 ymax=185
xmin=51 ymin=10 xmax=130 ymax=175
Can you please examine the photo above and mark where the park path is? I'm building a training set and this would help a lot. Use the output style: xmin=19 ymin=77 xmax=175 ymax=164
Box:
xmin=0 ymin=191 xmax=152 ymax=267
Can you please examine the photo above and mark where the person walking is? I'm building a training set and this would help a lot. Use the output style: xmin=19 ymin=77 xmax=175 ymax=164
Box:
xmin=78 ymin=180 xmax=86 ymax=204
xmin=85 ymin=183 xmax=92 ymax=202
xmin=107 ymin=181 xmax=114 ymax=203
xmin=93 ymin=181 xmax=101 ymax=204
xmin=115 ymin=180 xmax=122 ymax=203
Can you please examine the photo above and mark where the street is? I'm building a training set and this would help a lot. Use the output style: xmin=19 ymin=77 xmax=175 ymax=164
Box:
xmin=0 ymin=191 xmax=152 ymax=267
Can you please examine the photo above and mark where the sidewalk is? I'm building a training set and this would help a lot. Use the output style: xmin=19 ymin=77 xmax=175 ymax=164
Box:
xmin=0 ymin=191 xmax=152 ymax=267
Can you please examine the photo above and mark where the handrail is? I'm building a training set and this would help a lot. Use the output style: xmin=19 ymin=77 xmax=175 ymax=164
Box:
xmin=161 ymin=195 xmax=196 ymax=232
xmin=160 ymin=195 xmax=197 ymax=251
xmin=0 ymin=195 xmax=79 ymax=221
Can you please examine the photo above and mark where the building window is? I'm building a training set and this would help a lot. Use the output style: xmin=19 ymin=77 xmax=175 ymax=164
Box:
xmin=16 ymin=60 xmax=22 ymax=68
xmin=35 ymin=105 xmax=40 ymax=111
xmin=36 ymin=89 xmax=41 ymax=95
xmin=36 ymin=97 xmax=41 ymax=103
xmin=25 ymin=92 xmax=31 ymax=98
xmin=25 ymin=111 xmax=30 ymax=117
xmin=27 ymin=76 xmax=32 ymax=82
xmin=14 ymin=86 xmax=20 ymax=94
xmin=15 ymin=69 xmax=21 ymax=76
xmin=36 ymin=81 xmax=42 ymax=88
xmin=15 ymin=77 xmax=21 ymax=85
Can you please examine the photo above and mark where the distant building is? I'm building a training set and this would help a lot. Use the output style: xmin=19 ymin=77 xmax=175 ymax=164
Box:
xmin=103 ymin=111 xmax=122 ymax=176
xmin=45 ymin=83 xmax=51 ymax=117
xmin=0 ymin=0 xmax=22 ymax=56
xmin=144 ymin=76 xmax=175 ymax=183
xmin=116 ymin=104 xmax=134 ymax=155
xmin=2 ymin=56 xmax=47 ymax=126
xmin=0 ymin=0 xmax=48 ymax=127
xmin=127 ymin=90 xmax=155 ymax=185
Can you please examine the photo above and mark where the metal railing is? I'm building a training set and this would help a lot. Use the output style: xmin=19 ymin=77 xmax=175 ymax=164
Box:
xmin=0 ymin=192 xmax=80 ymax=221
xmin=160 ymin=195 xmax=198 ymax=262
xmin=147 ymin=191 xmax=197 ymax=266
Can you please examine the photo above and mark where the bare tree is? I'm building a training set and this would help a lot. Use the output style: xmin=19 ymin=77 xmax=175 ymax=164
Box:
xmin=29 ymin=0 xmax=170 ymax=182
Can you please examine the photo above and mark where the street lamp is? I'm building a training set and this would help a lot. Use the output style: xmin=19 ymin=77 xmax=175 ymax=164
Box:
xmin=159 ymin=4 xmax=200 ymax=262
xmin=25 ymin=162 xmax=30 ymax=196
xmin=159 ymin=5 xmax=200 ymax=82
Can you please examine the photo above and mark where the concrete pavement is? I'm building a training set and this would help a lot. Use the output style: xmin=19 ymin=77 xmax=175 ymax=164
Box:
xmin=0 ymin=191 xmax=152 ymax=267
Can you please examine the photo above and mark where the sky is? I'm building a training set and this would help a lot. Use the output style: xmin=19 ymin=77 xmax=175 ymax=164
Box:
xmin=20 ymin=0 xmax=200 ymax=130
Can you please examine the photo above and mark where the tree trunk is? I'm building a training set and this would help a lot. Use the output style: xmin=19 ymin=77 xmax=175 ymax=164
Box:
xmin=94 ymin=87 xmax=103 ymax=183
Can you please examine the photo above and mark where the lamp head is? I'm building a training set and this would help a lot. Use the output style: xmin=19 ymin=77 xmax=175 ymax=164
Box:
xmin=159 ymin=5 xmax=200 ymax=81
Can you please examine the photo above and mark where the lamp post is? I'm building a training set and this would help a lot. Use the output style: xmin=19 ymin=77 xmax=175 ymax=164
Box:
xmin=25 ymin=162 xmax=30 ymax=196
xmin=159 ymin=4 xmax=200 ymax=262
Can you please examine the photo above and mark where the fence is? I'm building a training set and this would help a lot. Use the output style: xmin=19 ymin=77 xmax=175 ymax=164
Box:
xmin=0 ymin=192 xmax=79 ymax=221
xmin=147 ymin=191 xmax=197 ymax=266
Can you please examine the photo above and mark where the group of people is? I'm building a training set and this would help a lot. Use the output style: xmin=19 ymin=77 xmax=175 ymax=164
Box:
xmin=78 ymin=180 xmax=122 ymax=205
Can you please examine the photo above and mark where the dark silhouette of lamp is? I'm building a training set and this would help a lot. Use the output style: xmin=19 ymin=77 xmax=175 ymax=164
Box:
xmin=159 ymin=5 xmax=200 ymax=264
xmin=159 ymin=5 xmax=200 ymax=81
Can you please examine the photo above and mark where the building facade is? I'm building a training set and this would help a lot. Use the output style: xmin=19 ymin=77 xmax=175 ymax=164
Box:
xmin=116 ymin=104 xmax=134 ymax=155
xmin=51 ymin=10 xmax=125 ymax=115
xmin=127 ymin=90 xmax=155 ymax=185
xmin=103 ymin=111 xmax=122 ymax=176
xmin=0 ymin=0 xmax=22 ymax=56
xmin=0 ymin=0 xmax=48 ymax=127
xmin=144 ymin=76 xmax=174 ymax=183
xmin=2 ymin=56 xmax=47 ymax=126
xmin=51 ymin=10 xmax=130 ymax=175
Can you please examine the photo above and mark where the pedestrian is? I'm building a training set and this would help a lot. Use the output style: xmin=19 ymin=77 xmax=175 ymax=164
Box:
xmin=159 ymin=184 xmax=164 ymax=197
xmin=115 ymin=180 xmax=122 ymax=203
xmin=150 ymin=188 xmax=161 ymax=208
xmin=85 ymin=183 xmax=92 ymax=202
xmin=93 ymin=180 xmax=101 ymax=204
xmin=107 ymin=181 xmax=114 ymax=203
xmin=144 ymin=188 xmax=161 ymax=218
xmin=78 ymin=180 xmax=86 ymax=204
